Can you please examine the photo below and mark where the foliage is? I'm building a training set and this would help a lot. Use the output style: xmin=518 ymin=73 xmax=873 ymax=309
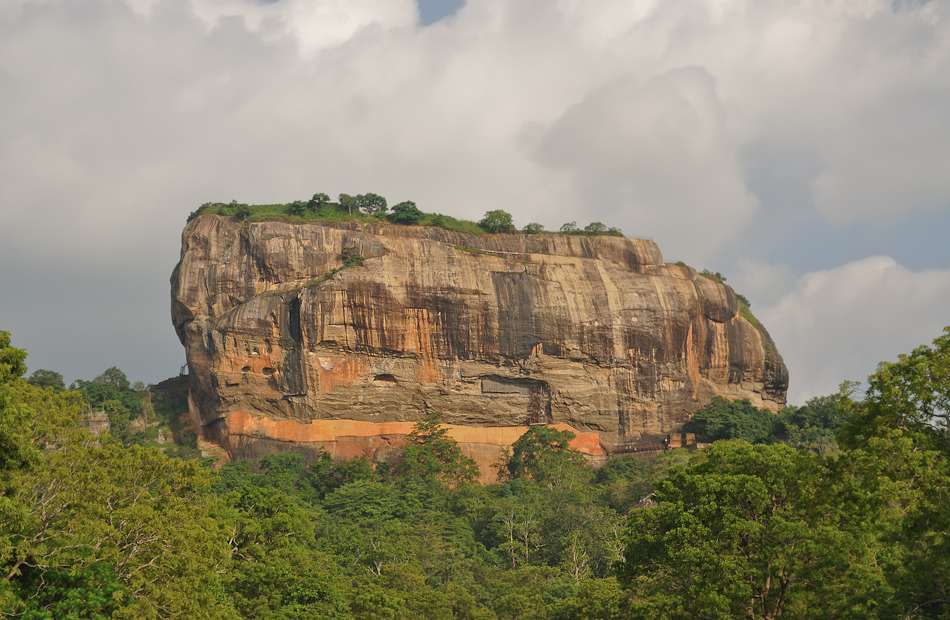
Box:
xmin=186 ymin=195 xmax=629 ymax=238
xmin=397 ymin=414 xmax=480 ymax=487
xmin=686 ymin=396 xmax=778 ymax=444
xmin=286 ymin=200 xmax=308 ymax=216
xmin=0 ymin=326 xmax=35 ymax=483
xmin=356 ymin=193 xmax=388 ymax=216
xmin=1 ymin=389 xmax=233 ymax=618
xmin=388 ymin=201 xmax=423 ymax=225
xmin=855 ymin=325 xmax=950 ymax=442
xmin=502 ymin=426 xmax=589 ymax=490
xmin=418 ymin=212 xmax=484 ymax=235
xmin=71 ymin=367 xmax=149 ymax=445
xmin=339 ymin=193 xmax=358 ymax=216
xmin=698 ymin=269 xmax=726 ymax=284
xmin=309 ymin=192 xmax=331 ymax=211
xmin=619 ymin=441 xmax=889 ymax=619
xmin=4 ymin=320 xmax=950 ymax=619
xmin=478 ymin=210 xmax=514 ymax=233
xmin=556 ymin=221 xmax=623 ymax=237
xmin=26 ymin=369 xmax=64 ymax=390
xmin=775 ymin=394 xmax=845 ymax=454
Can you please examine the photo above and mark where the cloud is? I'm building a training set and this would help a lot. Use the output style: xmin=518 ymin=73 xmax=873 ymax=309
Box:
xmin=758 ymin=257 xmax=950 ymax=405
xmin=0 ymin=0 xmax=948 ymax=386
xmin=533 ymin=67 xmax=758 ymax=256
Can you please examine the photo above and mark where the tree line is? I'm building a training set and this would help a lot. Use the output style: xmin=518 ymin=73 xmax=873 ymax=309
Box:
xmin=187 ymin=196 xmax=624 ymax=238
xmin=2 ymin=322 xmax=948 ymax=618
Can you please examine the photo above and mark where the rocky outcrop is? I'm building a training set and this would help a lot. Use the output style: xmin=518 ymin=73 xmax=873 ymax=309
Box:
xmin=171 ymin=215 xmax=787 ymax=473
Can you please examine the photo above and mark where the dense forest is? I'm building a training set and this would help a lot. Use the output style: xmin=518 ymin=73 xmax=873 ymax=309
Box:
xmin=1 ymin=322 xmax=948 ymax=619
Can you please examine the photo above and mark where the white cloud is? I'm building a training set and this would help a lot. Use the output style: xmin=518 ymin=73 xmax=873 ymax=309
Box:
xmin=1 ymin=0 xmax=949 ymax=384
xmin=758 ymin=257 xmax=950 ymax=405
xmin=533 ymin=67 xmax=758 ymax=257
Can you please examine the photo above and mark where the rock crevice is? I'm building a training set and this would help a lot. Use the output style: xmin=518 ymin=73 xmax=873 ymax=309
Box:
xmin=171 ymin=215 xmax=788 ymax=463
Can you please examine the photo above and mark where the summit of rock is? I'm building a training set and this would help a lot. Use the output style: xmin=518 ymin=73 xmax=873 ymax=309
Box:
xmin=171 ymin=215 xmax=787 ymax=475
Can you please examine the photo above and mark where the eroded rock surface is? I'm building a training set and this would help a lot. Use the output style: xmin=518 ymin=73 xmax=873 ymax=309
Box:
xmin=171 ymin=215 xmax=787 ymax=467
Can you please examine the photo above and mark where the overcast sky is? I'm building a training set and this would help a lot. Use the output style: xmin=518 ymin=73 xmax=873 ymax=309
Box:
xmin=1 ymin=0 xmax=948 ymax=405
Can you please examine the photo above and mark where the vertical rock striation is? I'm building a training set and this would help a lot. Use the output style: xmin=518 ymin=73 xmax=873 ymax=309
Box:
xmin=171 ymin=215 xmax=787 ymax=470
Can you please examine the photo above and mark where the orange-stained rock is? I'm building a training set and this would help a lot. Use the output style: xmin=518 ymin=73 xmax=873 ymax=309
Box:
xmin=223 ymin=410 xmax=602 ymax=482
xmin=171 ymin=215 xmax=788 ymax=468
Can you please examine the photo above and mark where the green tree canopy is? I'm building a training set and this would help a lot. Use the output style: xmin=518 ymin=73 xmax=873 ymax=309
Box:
xmin=860 ymin=326 xmax=950 ymax=443
xmin=686 ymin=396 xmax=778 ymax=444
xmin=286 ymin=200 xmax=307 ymax=216
xmin=308 ymin=192 xmax=331 ymax=211
xmin=397 ymin=413 xmax=480 ymax=486
xmin=503 ymin=425 xmax=589 ymax=490
xmin=93 ymin=366 xmax=130 ymax=392
xmin=338 ymin=193 xmax=358 ymax=216
xmin=389 ymin=201 xmax=423 ymax=225
xmin=619 ymin=441 xmax=889 ymax=619
xmin=356 ymin=192 xmax=388 ymax=216
xmin=26 ymin=369 xmax=64 ymax=390
xmin=478 ymin=210 xmax=514 ymax=233
xmin=0 ymin=326 xmax=35 ymax=498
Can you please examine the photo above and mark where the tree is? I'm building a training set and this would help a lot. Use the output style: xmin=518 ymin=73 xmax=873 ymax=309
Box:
xmin=503 ymin=425 xmax=588 ymax=490
xmin=584 ymin=222 xmax=607 ymax=235
xmin=523 ymin=222 xmax=545 ymax=234
xmin=308 ymin=192 xmax=330 ymax=212
xmin=94 ymin=366 xmax=130 ymax=392
xmin=833 ymin=327 xmax=950 ymax=616
xmin=397 ymin=413 xmax=480 ymax=486
xmin=0 ymin=326 xmax=35 ymax=489
xmin=699 ymin=269 xmax=727 ymax=284
xmin=618 ymin=441 xmax=889 ymax=619
xmin=389 ymin=201 xmax=423 ymax=225
xmin=775 ymin=394 xmax=845 ymax=454
xmin=286 ymin=200 xmax=307 ymax=216
xmin=338 ymin=193 xmax=358 ymax=216
xmin=559 ymin=222 xmax=579 ymax=234
xmin=1 ymin=375 xmax=234 ymax=620
xmin=687 ymin=396 xmax=778 ymax=444
xmin=356 ymin=192 xmax=388 ymax=216
xmin=223 ymin=485 xmax=348 ymax=618
xmin=478 ymin=210 xmax=514 ymax=233
xmin=228 ymin=200 xmax=251 ymax=221
xmin=860 ymin=325 xmax=950 ymax=443
xmin=26 ymin=369 xmax=64 ymax=390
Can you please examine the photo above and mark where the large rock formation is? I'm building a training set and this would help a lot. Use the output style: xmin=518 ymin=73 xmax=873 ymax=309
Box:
xmin=171 ymin=215 xmax=787 ymax=474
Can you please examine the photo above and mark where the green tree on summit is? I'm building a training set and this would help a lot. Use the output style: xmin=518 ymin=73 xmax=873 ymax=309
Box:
xmin=338 ymin=193 xmax=357 ymax=216
xmin=308 ymin=192 xmax=330 ymax=212
xmin=356 ymin=192 xmax=388 ymax=216
xmin=479 ymin=210 xmax=514 ymax=233
xmin=389 ymin=201 xmax=423 ymax=225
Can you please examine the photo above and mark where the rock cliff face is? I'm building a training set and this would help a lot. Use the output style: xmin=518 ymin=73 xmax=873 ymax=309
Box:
xmin=171 ymin=215 xmax=787 ymax=474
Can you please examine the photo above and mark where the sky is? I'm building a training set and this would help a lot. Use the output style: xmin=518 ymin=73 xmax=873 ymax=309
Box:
xmin=1 ymin=0 xmax=948 ymax=405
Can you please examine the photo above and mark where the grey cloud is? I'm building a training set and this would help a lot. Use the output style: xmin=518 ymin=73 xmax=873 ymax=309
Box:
xmin=758 ymin=256 xmax=950 ymax=404
xmin=1 ymin=0 xmax=948 ymax=395
xmin=532 ymin=67 xmax=757 ymax=259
